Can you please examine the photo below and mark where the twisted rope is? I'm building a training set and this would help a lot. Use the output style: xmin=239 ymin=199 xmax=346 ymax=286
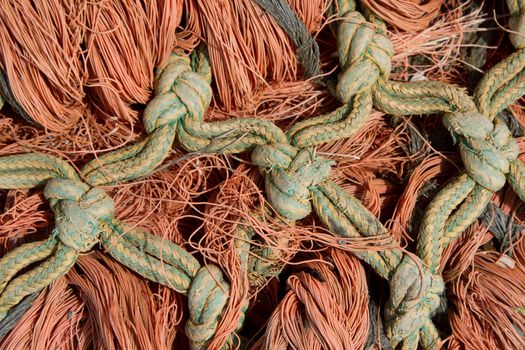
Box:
xmin=253 ymin=1 xmax=525 ymax=348
xmin=286 ymin=1 xmax=392 ymax=148
xmin=1 ymin=1 xmax=525 ymax=348
xmin=0 ymin=152 xmax=260 ymax=348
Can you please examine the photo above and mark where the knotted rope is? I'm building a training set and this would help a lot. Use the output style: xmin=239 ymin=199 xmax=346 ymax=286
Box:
xmin=260 ymin=0 xmax=525 ymax=348
xmin=82 ymin=50 xmax=287 ymax=186
xmin=371 ymin=0 xmax=525 ymax=347
xmin=1 ymin=1 xmax=525 ymax=349
xmin=286 ymin=0 xmax=392 ymax=147
xmin=384 ymin=256 xmax=444 ymax=349
xmin=0 ymin=151 xmax=258 ymax=349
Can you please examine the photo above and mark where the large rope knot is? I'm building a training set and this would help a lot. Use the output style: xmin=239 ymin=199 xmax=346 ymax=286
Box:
xmin=143 ymin=53 xmax=212 ymax=133
xmin=385 ymin=255 xmax=445 ymax=348
xmin=43 ymin=178 xmax=114 ymax=252
xmin=443 ymin=111 xmax=519 ymax=192
xmin=185 ymin=265 xmax=230 ymax=350
xmin=252 ymin=143 xmax=334 ymax=220
xmin=336 ymin=10 xmax=393 ymax=102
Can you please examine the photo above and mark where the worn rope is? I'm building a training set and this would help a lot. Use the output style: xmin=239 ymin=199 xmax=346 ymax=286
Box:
xmin=82 ymin=51 xmax=287 ymax=186
xmin=1 ymin=1 xmax=525 ymax=349
xmin=0 ymin=151 xmax=260 ymax=349
xmin=371 ymin=0 xmax=525 ymax=348
xmin=286 ymin=0 xmax=392 ymax=147
xmin=257 ymin=0 xmax=525 ymax=348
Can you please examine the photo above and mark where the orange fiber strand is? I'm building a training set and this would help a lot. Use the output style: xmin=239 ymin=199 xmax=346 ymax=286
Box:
xmin=389 ymin=2 xmax=485 ymax=82
xmin=0 ymin=0 xmax=85 ymax=131
xmin=0 ymin=279 xmax=86 ymax=350
xmin=199 ymin=164 xmax=292 ymax=349
xmin=191 ymin=0 xmax=329 ymax=111
xmin=319 ymin=113 xmax=420 ymax=217
xmin=390 ymin=154 xmax=459 ymax=240
xmin=84 ymin=0 xmax=182 ymax=122
xmin=0 ymin=190 xmax=49 ymax=248
xmin=67 ymin=252 xmax=182 ymax=350
xmin=362 ymin=0 xmax=443 ymax=32
xmin=256 ymin=249 xmax=369 ymax=350
xmin=206 ymin=80 xmax=331 ymax=124
xmin=0 ymin=0 xmax=189 ymax=132
xmin=448 ymin=251 xmax=525 ymax=350
xmin=440 ymin=222 xmax=492 ymax=281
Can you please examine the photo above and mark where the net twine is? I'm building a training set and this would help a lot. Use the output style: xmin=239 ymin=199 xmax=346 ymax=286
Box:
xmin=0 ymin=0 xmax=524 ymax=349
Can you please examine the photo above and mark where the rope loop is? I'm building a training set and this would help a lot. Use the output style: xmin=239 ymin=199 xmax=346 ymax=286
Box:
xmin=385 ymin=255 xmax=445 ymax=348
xmin=44 ymin=179 xmax=114 ymax=252
xmin=336 ymin=10 xmax=393 ymax=102
xmin=185 ymin=265 xmax=230 ymax=350
xmin=143 ymin=53 xmax=212 ymax=133
xmin=252 ymin=143 xmax=334 ymax=220
xmin=443 ymin=111 xmax=519 ymax=191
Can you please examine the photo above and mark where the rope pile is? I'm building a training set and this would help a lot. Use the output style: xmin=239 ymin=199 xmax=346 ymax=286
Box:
xmin=1 ymin=0 xmax=525 ymax=349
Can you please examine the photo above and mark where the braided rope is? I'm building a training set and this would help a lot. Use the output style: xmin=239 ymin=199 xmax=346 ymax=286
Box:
xmin=1 ymin=1 xmax=525 ymax=348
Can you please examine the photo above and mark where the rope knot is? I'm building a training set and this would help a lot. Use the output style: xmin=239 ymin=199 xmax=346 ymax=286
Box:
xmin=44 ymin=179 xmax=114 ymax=252
xmin=185 ymin=265 xmax=230 ymax=350
xmin=385 ymin=255 xmax=445 ymax=348
xmin=443 ymin=111 xmax=519 ymax=191
xmin=252 ymin=143 xmax=334 ymax=220
xmin=143 ymin=53 xmax=212 ymax=133
xmin=336 ymin=11 xmax=393 ymax=102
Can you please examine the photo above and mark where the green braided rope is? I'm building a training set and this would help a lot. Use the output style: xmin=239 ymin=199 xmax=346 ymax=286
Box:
xmin=417 ymin=173 xmax=476 ymax=273
xmin=100 ymin=228 xmax=195 ymax=293
xmin=373 ymin=79 xmax=476 ymax=115
xmin=313 ymin=181 xmax=402 ymax=272
xmin=440 ymin=185 xmax=492 ymax=249
xmin=508 ymin=160 xmax=525 ymax=202
xmin=0 ymin=239 xmax=56 ymax=293
xmin=117 ymin=222 xmax=200 ymax=278
xmin=1 ymin=1 xmax=525 ymax=348
xmin=475 ymin=49 xmax=525 ymax=117
xmin=0 ymin=153 xmax=79 ymax=188
xmin=289 ymin=92 xmax=372 ymax=147
xmin=83 ymin=126 xmax=177 ymax=185
xmin=0 ymin=244 xmax=76 ymax=320
xmin=287 ymin=3 xmax=392 ymax=148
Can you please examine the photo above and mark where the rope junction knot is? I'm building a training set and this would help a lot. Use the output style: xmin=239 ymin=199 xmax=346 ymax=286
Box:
xmin=385 ymin=255 xmax=445 ymax=349
xmin=443 ymin=111 xmax=519 ymax=192
xmin=252 ymin=143 xmax=334 ymax=220
xmin=44 ymin=179 xmax=114 ymax=252
xmin=144 ymin=53 xmax=212 ymax=134
xmin=336 ymin=10 xmax=393 ymax=102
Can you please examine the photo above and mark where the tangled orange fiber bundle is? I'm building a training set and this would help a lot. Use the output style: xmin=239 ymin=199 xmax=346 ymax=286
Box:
xmin=0 ymin=0 xmax=85 ymax=131
xmin=2 ymin=0 xmax=523 ymax=348
xmin=191 ymin=0 xmax=330 ymax=111
xmin=84 ymin=0 xmax=182 ymax=122
xmin=447 ymin=251 xmax=525 ymax=350
xmin=255 ymin=249 xmax=369 ymax=350
xmin=0 ymin=253 xmax=184 ymax=349
xmin=0 ymin=0 xmax=189 ymax=132
xmin=361 ymin=0 xmax=443 ymax=32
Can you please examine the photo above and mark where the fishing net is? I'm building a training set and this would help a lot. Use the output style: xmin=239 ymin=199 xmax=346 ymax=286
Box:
xmin=1 ymin=0 xmax=525 ymax=349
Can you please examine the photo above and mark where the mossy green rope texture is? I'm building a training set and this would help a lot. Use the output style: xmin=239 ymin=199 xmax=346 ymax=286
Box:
xmin=1 ymin=0 xmax=525 ymax=349
xmin=82 ymin=51 xmax=287 ymax=186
